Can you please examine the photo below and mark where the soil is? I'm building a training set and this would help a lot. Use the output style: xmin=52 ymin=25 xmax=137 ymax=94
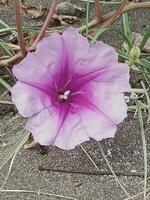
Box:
xmin=0 ymin=1 xmax=150 ymax=200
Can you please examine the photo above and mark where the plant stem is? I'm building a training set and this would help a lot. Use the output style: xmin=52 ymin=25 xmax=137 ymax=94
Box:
xmin=30 ymin=0 xmax=59 ymax=48
xmin=1 ymin=2 xmax=150 ymax=67
xmin=79 ymin=2 xmax=150 ymax=32
xmin=91 ymin=0 xmax=128 ymax=43
xmin=94 ymin=0 xmax=103 ymax=23
xmin=14 ymin=0 xmax=26 ymax=57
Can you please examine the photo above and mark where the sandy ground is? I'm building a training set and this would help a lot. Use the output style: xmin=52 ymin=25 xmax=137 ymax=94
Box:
xmin=0 ymin=0 xmax=150 ymax=200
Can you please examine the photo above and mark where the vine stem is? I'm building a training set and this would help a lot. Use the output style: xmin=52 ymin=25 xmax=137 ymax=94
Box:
xmin=94 ymin=0 xmax=103 ymax=23
xmin=79 ymin=2 xmax=150 ymax=32
xmin=0 ymin=2 xmax=150 ymax=67
xmin=14 ymin=0 xmax=26 ymax=57
xmin=30 ymin=0 xmax=59 ymax=49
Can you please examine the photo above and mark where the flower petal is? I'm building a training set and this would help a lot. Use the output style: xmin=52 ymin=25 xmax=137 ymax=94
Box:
xmin=93 ymin=88 xmax=128 ymax=124
xmin=62 ymin=28 xmax=89 ymax=68
xmin=26 ymin=108 xmax=90 ymax=150
xmin=36 ymin=33 xmax=63 ymax=71
xmin=94 ymin=63 xmax=131 ymax=93
xmin=13 ymin=33 xmax=63 ymax=85
xmin=82 ymin=41 xmax=118 ymax=70
xmin=78 ymin=108 xmax=117 ymax=141
xmin=11 ymin=82 xmax=51 ymax=117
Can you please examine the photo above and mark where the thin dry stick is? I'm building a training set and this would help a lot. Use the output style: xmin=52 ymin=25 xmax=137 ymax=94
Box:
xmin=141 ymin=81 xmax=150 ymax=123
xmin=14 ymin=0 xmax=26 ymax=57
xmin=30 ymin=0 xmax=59 ymax=48
xmin=94 ymin=0 xmax=103 ymax=23
xmin=39 ymin=166 xmax=146 ymax=178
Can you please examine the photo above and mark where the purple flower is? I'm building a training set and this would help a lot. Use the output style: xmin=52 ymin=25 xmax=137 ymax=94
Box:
xmin=11 ymin=28 xmax=131 ymax=150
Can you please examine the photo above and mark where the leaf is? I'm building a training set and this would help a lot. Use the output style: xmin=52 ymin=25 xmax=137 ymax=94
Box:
xmin=20 ymin=1 xmax=45 ymax=19
xmin=137 ymin=102 xmax=148 ymax=199
xmin=0 ymin=132 xmax=30 ymax=171
xmin=0 ymin=39 xmax=14 ymax=56
xmin=0 ymin=76 xmax=11 ymax=90
xmin=0 ymin=20 xmax=17 ymax=36
xmin=122 ymin=13 xmax=133 ymax=50
xmin=140 ymin=29 xmax=150 ymax=52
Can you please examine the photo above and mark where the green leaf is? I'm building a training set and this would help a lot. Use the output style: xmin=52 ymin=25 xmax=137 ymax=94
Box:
xmin=0 ymin=20 xmax=17 ymax=36
xmin=137 ymin=102 xmax=148 ymax=200
xmin=0 ymin=132 xmax=30 ymax=171
xmin=0 ymin=77 xmax=11 ymax=91
xmin=122 ymin=13 xmax=133 ymax=50
xmin=0 ymin=39 xmax=15 ymax=56
xmin=98 ymin=143 xmax=130 ymax=198
xmin=140 ymin=29 xmax=150 ymax=51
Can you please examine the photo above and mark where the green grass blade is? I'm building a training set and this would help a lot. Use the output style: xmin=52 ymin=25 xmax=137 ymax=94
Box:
xmin=140 ymin=29 xmax=150 ymax=51
xmin=137 ymin=102 xmax=148 ymax=200
xmin=0 ymin=77 xmax=11 ymax=91
xmin=0 ymin=28 xmax=17 ymax=34
xmin=98 ymin=143 xmax=130 ymax=198
xmin=0 ymin=132 xmax=30 ymax=171
xmin=0 ymin=20 xmax=17 ymax=36
xmin=122 ymin=13 xmax=133 ymax=49
xmin=0 ymin=39 xmax=14 ymax=56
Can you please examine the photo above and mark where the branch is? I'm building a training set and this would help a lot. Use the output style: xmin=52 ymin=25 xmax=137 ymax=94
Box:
xmin=39 ymin=166 xmax=146 ymax=178
xmin=79 ymin=2 xmax=150 ymax=32
xmin=1 ymin=2 xmax=150 ymax=67
xmin=0 ymin=52 xmax=23 ymax=67
xmin=30 ymin=0 xmax=59 ymax=48
xmin=94 ymin=0 xmax=103 ymax=23
xmin=100 ymin=0 xmax=128 ymax=29
xmin=14 ymin=0 xmax=26 ymax=57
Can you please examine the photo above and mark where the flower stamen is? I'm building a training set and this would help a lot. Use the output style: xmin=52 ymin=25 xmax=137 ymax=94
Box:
xmin=58 ymin=90 xmax=71 ymax=102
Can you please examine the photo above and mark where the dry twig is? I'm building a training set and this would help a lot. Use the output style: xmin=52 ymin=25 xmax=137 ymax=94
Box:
xmin=14 ymin=0 xmax=26 ymax=56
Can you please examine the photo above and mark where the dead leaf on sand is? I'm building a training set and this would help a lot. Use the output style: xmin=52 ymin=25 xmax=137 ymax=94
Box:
xmin=20 ymin=1 xmax=46 ymax=18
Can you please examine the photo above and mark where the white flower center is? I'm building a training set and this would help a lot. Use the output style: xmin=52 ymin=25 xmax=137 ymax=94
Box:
xmin=58 ymin=90 xmax=70 ymax=100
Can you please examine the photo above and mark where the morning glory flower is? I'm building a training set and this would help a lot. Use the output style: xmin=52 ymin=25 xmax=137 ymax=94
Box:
xmin=11 ymin=28 xmax=131 ymax=150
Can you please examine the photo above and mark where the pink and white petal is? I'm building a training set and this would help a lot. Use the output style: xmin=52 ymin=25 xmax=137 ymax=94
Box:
xmin=78 ymin=109 xmax=117 ymax=141
xmin=63 ymin=30 xmax=118 ymax=74
xmin=26 ymin=108 xmax=90 ymax=150
xmin=81 ymin=41 xmax=118 ymax=71
xmin=36 ymin=33 xmax=63 ymax=71
xmin=62 ymin=28 xmax=90 ymax=68
xmin=11 ymin=82 xmax=51 ymax=117
xmin=25 ymin=109 xmax=59 ymax=145
xmin=92 ymin=89 xmax=128 ymax=124
xmin=13 ymin=33 xmax=63 ymax=85
xmin=94 ymin=63 xmax=131 ymax=93
xmin=13 ymin=52 xmax=52 ymax=86
xmin=54 ymin=113 xmax=90 ymax=150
